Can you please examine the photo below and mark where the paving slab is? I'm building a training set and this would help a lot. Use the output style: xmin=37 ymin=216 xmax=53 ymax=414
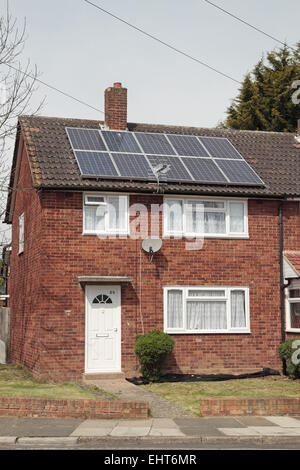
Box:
xmin=235 ymin=416 xmax=278 ymax=427
xmin=218 ymin=427 xmax=261 ymax=436
xmin=174 ymin=418 xmax=224 ymax=436
xmin=199 ymin=417 xmax=246 ymax=428
xmin=248 ymin=426 xmax=300 ymax=436
xmin=70 ymin=420 xmax=118 ymax=437
xmin=0 ymin=417 xmax=83 ymax=437
xmin=149 ymin=428 xmax=185 ymax=437
xmin=264 ymin=417 xmax=300 ymax=428
xmin=116 ymin=419 xmax=153 ymax=428
xmin=110 ymin=426 xmax=151 ymax=437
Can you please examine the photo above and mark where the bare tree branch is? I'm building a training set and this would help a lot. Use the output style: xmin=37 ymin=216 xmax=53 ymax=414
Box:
xmin=0 ymin=1 xmax=43 ymax=246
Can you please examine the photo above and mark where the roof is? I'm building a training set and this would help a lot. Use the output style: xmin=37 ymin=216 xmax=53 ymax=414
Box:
xmin=284 ymin=251 xmax=300 ymax=278
xmin=5 ymin=114 xmax=300 ymax=221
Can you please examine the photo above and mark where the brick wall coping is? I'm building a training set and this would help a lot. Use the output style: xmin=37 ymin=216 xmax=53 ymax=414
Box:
xmin=200 ymin=397 xmax=300 ymax=416
xmin=0 ymin=396 xmax=148 ymax=419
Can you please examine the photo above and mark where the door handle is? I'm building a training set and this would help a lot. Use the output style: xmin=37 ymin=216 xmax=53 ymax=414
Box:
xmin=96 ymin=333 xmax=109 ymax=337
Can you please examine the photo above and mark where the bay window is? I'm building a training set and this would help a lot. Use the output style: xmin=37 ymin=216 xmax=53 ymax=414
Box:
xmin=164 ymin=198 xmax=248 ymax=238
xmin=83 ymin=193 xmax=128 ymax=235
xmin=164 ymin=286 xmax=250 ymax=334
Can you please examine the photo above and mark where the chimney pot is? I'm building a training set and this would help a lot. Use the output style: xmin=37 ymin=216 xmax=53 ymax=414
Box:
xmin=104 ymin=82 xmax=127 ymax=130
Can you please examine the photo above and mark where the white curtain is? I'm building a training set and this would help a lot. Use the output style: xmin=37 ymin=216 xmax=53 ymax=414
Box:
xmin=166 ymin=200 xmax=183 ymax=233
xmin=229 ymin=203 xmax=244 ymax=233
xmin=187 ymin=301 xmax=227 ymax=330
xmin=204 ymin=212 xmax=225 ymax=233
xmin=231 ymin=290 xmax=246 ymax=327
xmin=108 ymin=196 xmax=126 ymax=231
xmin=85 ymin=206 xmax=105 ymax=231
xmin=167 ymin=290 xmax=183 ymax=328
xmin=185 ymin=202 xmax=204 ymax=234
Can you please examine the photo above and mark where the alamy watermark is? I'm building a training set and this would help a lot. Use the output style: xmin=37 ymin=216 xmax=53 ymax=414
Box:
xmin=291 ymin=340 xmax=300 ymax=366
xmin=94 ymin=201 xmax=205 ymax=251
xmin=291 ymin=80 xmax=300 ymax=105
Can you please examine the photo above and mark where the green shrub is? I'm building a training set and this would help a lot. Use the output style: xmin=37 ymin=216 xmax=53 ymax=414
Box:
xmin=278 ymin=338 xmax=300 ymax=379
xmin=134 ymin=329 xmax=175 ymax=381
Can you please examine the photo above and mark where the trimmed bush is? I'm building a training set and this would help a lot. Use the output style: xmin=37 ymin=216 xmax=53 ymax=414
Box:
xmin=134 ymin=330 xmax=175 ymax=381
xmin=278 ymin=338 xmax=300 ymax=379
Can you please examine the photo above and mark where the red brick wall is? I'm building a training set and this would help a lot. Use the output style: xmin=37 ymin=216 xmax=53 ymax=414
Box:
xmin=0 ymin=396 xmax=148 ymax=419
xmin=8 ymin=148 xmax=300 ymax=379
xmin=8 ymin=143 xmax=44 ymax=374
xmin=200 ymin=397 xmax=300 ymax=416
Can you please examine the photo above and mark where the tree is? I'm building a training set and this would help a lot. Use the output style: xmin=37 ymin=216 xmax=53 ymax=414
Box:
xmin=223 ymin=44 xmax=300 ymax=132
xmin=0 ymin=1 xmax=42 ymax=246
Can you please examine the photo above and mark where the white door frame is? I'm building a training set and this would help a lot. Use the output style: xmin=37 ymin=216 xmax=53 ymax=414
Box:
xmin=85 ymin=284 xmax=121 ymax=373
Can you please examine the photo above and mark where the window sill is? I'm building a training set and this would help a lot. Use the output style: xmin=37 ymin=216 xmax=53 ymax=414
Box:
xmin=82 ymin=232 xmax=130 ymax=237
xmin=163 ymin=234 xmax=249 ymax=240
xmin=286 ymin=328 xmax=300 ymax=333
xmin=165 ymin=329 xmax=251 ymax=335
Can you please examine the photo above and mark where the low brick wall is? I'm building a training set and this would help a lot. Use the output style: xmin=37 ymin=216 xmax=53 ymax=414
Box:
xmin=200 ymin=398 xmax=300 ymax=416
xmin=0 ymin=397 xmax=148 ymax=419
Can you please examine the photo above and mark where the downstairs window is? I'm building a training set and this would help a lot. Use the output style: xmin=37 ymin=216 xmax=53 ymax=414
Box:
xmin=164 ymin=286 xmax=250 ymax=334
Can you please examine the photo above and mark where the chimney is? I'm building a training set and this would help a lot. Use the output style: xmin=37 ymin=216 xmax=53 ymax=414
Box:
xmin=104 ymin=82 xmax=127 ymax=131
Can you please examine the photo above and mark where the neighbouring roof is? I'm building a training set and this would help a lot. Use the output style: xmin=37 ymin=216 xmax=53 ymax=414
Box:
xmin=284 ymin=251 xmax=300 ymax=278
xmin=5 ymin=114 xmax=300 ymax=221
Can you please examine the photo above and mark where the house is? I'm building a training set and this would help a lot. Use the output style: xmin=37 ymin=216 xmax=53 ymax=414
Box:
xmin=4 ymin=82 xmax=300 ymax=381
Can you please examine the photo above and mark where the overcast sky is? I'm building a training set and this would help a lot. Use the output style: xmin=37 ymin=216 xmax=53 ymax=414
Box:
xmin=2 ymin=0 xmax=300 ymax=128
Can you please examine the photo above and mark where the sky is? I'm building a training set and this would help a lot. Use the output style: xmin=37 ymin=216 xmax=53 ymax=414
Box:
xmin=1 ymin=0 xmax=300 ymax=128
xmin=0 ymin=0 xmax=300 ymax=240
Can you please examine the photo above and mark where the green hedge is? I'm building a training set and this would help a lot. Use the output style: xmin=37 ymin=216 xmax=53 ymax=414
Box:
xmin=278 ymin=338 xmax=300 ymax=379
xmin=134 ymin=330 xmax=175 ymax=381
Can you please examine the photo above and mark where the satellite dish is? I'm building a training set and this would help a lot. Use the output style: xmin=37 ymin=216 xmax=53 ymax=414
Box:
xmin=142 ymin=237 xmax=162 ymax=261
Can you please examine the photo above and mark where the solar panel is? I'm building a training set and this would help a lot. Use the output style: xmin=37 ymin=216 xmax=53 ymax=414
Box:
xmin=135 ymin=132 xmax=175 ymax=155
xmin=66 ymin=127 xmax=106 ymax=151
xmin=217 ymin=159 xmax=263 ymax=184
xmin=182 ymin=157 xmax=228 ymax=183
xmin=168 ymin=134 xmax=210 ymax=157
xmin=112 ymin=153 xmax=154 ymax=179
xmin=66 ymin=127 xmax=264 ymax=187
xmin=74 ymin=151 xmax=118 ymax=177
xmin=147 ymin=155 xmax=192 ymax=181
xmin=102 ymin=131 xmax=141 ymax=153
xmin=199 ymin=137 xmax=243 ymax=160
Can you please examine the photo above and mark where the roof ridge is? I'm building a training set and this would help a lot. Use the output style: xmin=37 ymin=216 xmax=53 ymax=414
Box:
xmin=18 ymin=115 xmax=297 ymax=136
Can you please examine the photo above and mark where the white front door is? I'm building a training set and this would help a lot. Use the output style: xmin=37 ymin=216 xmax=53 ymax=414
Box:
xmin=85 ymin=285 xmax=121 ymax=373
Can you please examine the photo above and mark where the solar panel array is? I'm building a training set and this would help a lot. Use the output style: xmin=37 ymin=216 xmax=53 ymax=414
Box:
xmin=66 ymin=127 xmax=264 ymax=186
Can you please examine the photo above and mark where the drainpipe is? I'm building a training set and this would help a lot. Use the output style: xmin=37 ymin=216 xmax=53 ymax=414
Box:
xmin=279 ymin=199 xmax=287 ymax=375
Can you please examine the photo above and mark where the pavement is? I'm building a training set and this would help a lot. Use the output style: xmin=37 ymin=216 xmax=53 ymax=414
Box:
xmin=1 ymin=415 xmax=300 ymax=445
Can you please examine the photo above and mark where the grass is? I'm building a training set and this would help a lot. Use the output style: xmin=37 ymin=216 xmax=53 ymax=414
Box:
xmin=0 ymin=363 xmax=115 ymax=400
xmin=141 ymin=377 xmax=300 ymax=416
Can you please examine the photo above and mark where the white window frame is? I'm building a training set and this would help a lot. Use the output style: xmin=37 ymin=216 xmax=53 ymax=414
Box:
xmin=164 ymin=286 xmax=250 ymax=334
xmin=285 ymin=280 xmax=300 ymax=332
xmin=18 ymin=213 xmax=24 ymax=254
xmin=83 ymin=192 xmax=129 ymax=235
xmin=163 ymin=197 xmax=248 ymax=239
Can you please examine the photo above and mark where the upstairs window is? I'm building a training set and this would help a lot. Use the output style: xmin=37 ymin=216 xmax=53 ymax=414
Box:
xmin=18 ymin=213 xmax=24 ymax=254
xmin=164 ymin=286 xmax=250 ymax=334
xmin=83 ymin=193 xmax=128 ymax=235
xmin=164 ymin=198 xmax=248 ymax=238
